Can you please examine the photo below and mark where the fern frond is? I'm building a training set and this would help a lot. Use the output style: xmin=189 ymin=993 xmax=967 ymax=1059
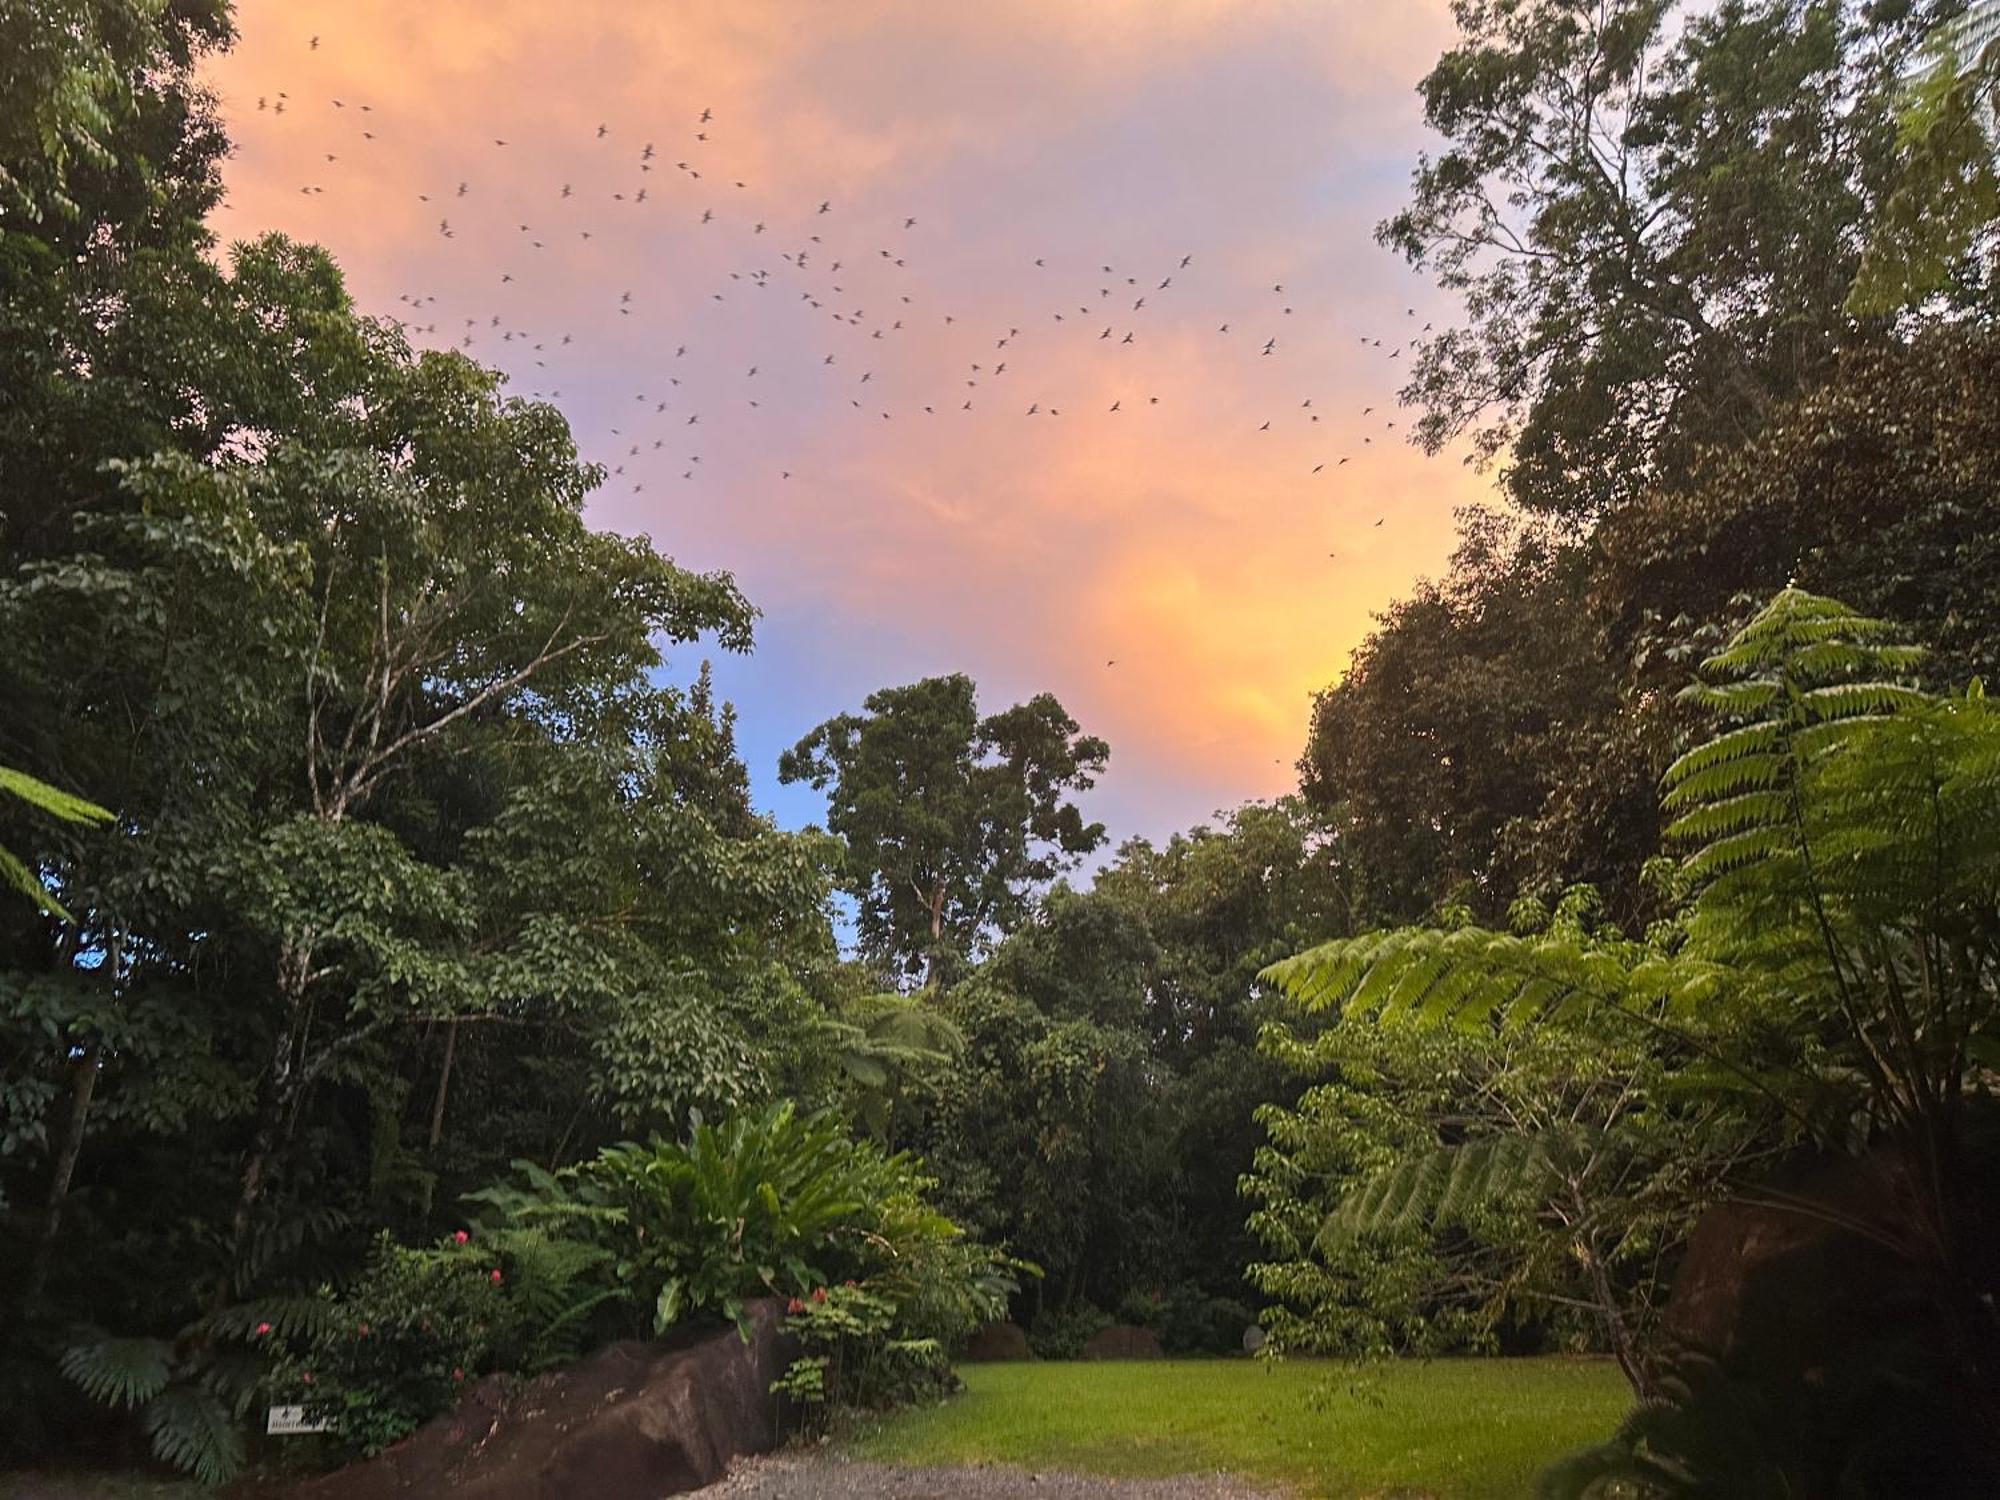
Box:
xmin=1662 ymin=722 xmax=1784 ymax=789
xmin=1799 ymin=681 xmax=1928 ymax=722
xmin=0 ymin=765 xmax=116 ymax=825
xmin=0 ymin=845 xmax=73 ymax=921
xmin=1665 ymin=791 xmax=1793 ymax=843
xmin=1263 ymin=927 xmax=1643 ymax=1034
xmin=1316 ymin=1135 xmax=1558 ymax=1246
xmin=207 ymin=1295 xmax=341 ymax=1343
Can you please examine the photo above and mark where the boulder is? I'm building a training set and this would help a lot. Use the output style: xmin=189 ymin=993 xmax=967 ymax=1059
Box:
xmin=1080 ymin=1324 xmax=1163 ymax=1361
xmin=1654 ymin=1137 xmax=2000 ymax=1494
xmin=290 ymin=1300 xmax=795 ymax=1500
xmin=959 ymin=1321 xmax=1031 ymax=1362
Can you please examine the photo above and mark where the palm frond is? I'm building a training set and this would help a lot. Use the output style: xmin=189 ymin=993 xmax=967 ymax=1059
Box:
xmin=58 ymin=1335 xmax=171 ymax=1410
xmin=143 ymin=1385 xmax=245 ymax=1485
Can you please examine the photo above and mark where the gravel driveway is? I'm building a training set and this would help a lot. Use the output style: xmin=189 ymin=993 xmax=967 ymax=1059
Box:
xmin=704 ymin=1452 xmax=1287 ymax=1498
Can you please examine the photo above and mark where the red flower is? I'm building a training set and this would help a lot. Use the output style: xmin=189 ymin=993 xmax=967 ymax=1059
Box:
xmin=452 ymin=1367 xmax=465 ymax=1381
xmin=254 ymin=1322 xmax=272 ymax=1337
xmin=786 ymin=1297 xmax=805 ymax=1315
xmin=811 ymin=1287 xmax=827 ymax=1303
xmin=357 ymin=1322 xmax=370 ymax=1336
xmin=301 ymin=1371 xmax=314 ymax=1385
xmin=490 ymin=1268 xmax=503 ymax=1283
xmin=453 ymin=1230 xmax=469 ymax=1244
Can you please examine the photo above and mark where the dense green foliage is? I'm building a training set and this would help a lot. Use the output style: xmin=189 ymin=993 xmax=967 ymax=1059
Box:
xmin=1387 ymin=0 xmax=1988 ymax=519
xmin=266 ymin=1104 xmax=1015 ymax=1453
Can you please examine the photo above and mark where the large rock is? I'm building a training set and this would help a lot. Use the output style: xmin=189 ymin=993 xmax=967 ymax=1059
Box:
xmin=1079 ymin=1324 xmax=1163 ymax=1361
xmin=1654 ymin=1137 xmax=2000 ymax=1495
xmin=290 ymin=1300 xmax=796 ymax=1500
xmin=959 ymin=1321 xmax=1031 ymax=1362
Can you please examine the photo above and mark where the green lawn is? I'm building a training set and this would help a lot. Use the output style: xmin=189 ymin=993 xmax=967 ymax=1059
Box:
xmin=849 ymin=1357 xmax=1631 ymax=1500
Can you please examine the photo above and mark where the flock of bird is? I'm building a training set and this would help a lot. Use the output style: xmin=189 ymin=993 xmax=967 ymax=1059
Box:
xmin=224 ymin=31 xmax=1425 ymax=573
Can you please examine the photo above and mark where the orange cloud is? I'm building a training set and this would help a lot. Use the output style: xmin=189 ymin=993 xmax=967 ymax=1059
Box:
xmin=203 ymin=0 xmax=1491 ymax=842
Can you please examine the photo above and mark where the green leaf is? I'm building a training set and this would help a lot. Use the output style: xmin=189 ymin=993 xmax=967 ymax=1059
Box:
xmin=654 ymin=1278 xmax=684 ymax=1333
xmin=59 ymin=1336 xmax=171 ymax=1409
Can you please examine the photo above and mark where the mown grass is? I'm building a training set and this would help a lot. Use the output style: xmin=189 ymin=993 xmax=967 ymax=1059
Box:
xmin=849 ymin=1356 xmax=1631 ymax=1499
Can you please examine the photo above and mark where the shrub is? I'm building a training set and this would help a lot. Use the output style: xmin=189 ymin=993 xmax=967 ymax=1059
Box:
xmin=1118 ymin=1284 xmax=1254 ymax=1355
xmin=1027 ymin=1301 xmax=1111 ymax=1360
xmin=772 ymin=1282 xmax=933 ymax=1415
xmin=470 ymin=1101 xmax=1023 ymax=1426
xmin=774 ymin=1186 xmax=1025 ymax=1425
xmin=471 ymin=1101 xmax=905 ymax=1335
xmin=278 ymin=1227 xmax=613 ymax=1456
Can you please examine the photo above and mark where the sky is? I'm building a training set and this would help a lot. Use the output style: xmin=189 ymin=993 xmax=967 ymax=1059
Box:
xmin=202 ymin=0 xmax=1496 ymax=852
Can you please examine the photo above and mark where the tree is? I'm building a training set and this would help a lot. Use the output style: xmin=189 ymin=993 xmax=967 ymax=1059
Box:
xmin=1383 ymin=0 xmax=1950 ymax=519
xmin=881 ymin=798 xmax=1358 ymax=1330
xmin=1301 ymin=512 xmax=1664 ymax=925
xmin=0 ymin=0 xmax=230 ymax=226
xmin=1302 ymin=322 xmax=2000 ymax=932
xmin=779 ymin=674 xmax=1108 ymax=985
xmin=1248 ymin=887 xmax=1753 ymax=1392
xmin=1849 ymin=1 xmax=2000 ymax=314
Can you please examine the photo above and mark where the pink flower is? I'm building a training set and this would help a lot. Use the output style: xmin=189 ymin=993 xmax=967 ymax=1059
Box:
xmin=454 ymin=1230 xmax=469 ymax=1245
xmin=490 ymin=1268 xmax=503 ymax=1284
xmin=254 ymin=1322 xmax=272 ymax=1337
xmin=786 ymin=1298 xmax=805 ymax=1315
xmin=452 ymin=1367 xmax=464 ymax=1381
xmin=811 ymin=1287 xmax=827 ymax=1303
xmin=301 ymin=1371 xmax=314 ymax=1385
xmin=356 ymin=1323 xmax=370 ymax=1336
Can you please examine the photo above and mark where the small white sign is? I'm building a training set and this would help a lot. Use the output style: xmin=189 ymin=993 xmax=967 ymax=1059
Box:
xmin=267 ymin=1404 xmax=334 ymax=1435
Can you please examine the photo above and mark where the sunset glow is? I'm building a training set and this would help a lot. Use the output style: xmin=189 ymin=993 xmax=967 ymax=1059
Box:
xmin=205 ymin=0 xmax=1492 ymax=841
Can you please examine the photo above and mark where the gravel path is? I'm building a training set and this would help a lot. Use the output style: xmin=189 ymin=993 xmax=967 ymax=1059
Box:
xmin=704 ymin=1452 xmax=1287 ymax=1499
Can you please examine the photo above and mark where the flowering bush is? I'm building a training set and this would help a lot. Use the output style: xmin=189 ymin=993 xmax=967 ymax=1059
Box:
xmin=275 ymin=1227 xmax=613 ymax=1456
xmin=285 ymin=1104 xmax=1023 ymax=1450
xmin=772 ymin=1190 xmax=1027 ymax=1427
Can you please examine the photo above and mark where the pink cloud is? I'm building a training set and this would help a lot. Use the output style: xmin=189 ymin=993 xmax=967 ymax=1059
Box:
xmin=204 ymin=0 xmax=1490 ymax=842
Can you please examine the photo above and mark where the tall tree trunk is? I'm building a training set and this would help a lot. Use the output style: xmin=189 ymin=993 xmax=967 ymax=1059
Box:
xmin=210 ymin=941 xmax=310 ymax=1317
xmin=922 ymin=879 xmax=948 ymax=989
xmin=23 ymin=1042 xmax=101 ymax=1309
xmin=427 ymin=1019 xmax=458 ymax=1150
xmin=26 ymin=928 xmax=117 ymax=1311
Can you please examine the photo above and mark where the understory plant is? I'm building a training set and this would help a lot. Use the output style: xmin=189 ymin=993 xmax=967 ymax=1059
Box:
xmin=274 ymin=1226 xmax=615 ymax=1456
xmin=772 ymin=1185 xmax=1025 ymax=1423
xmin=470 ymin=1101 xmax=907 ymax=1334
